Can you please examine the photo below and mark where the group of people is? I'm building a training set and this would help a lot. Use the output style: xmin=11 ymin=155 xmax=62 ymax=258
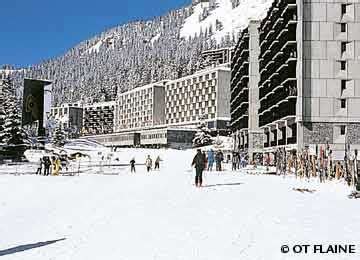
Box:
xmin=202 ymin=149 xmax=225 ymax=172
xmin=36 ymin=155 xmax=68 ymax=176
xmin=231 ymin=152 xmax=248 ymax=171
xmin=130 ymin=155 xmax=161 ymax=173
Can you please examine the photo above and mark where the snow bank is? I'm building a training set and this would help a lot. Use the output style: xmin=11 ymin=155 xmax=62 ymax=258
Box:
xmin=1 ymin=148 xmax=359 ymax=260
xmin=180 ymin=0 xmax=273 ymax=42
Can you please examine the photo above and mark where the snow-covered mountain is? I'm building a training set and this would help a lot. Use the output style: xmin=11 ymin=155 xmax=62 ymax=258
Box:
xmin=4 ymin=0 xmax=272 ymax=105
xmin=181 ymin=0 xmax=271 ymax=42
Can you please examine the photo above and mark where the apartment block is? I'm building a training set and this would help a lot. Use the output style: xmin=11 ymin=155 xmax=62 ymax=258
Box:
xmin=83 ymin=101 xmax=115 ymax=135
xmin=50 ymin=103 xmax=83 ymax=134
xmin=256 ymin=0 xmax=360 ymax=156
xmin=114 ymin=81 xmax=167 ymax=131
xmin=165 ymin=66 xmax=231 ymax=130
xmin=231 ymin=20 xmax=263 ymax=158
xmin=201 ymin=48 xmax=232 ymax=68
xmin=258 ymin=0 xmax=298 ymax=150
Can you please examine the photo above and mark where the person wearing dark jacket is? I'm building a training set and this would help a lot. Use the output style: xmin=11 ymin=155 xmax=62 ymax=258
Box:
xmin=215 ymin=151 xmax=224 ymax=171
xmin=192 ymin=149 xmax=206 ymax=187
xmin=130 ymin=158 xmax=136 ymax=173
xmin=43 ymin=156 xmax=51 ymax=176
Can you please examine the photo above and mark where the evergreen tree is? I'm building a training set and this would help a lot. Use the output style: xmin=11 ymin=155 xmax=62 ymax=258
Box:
xmin=53 ymin=127 xmax=67 ymax=147
xmin=192 ymin=119 xmax=213 ymax=147
xmin=1 ymin=78 xmax=30 ymax=157
xmin=0 ymin=80 xmax=7 ymax=145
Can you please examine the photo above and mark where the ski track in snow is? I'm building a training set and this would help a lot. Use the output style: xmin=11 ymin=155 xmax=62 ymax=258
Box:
xmin=0 ymin=148 xmax=359 ymax=260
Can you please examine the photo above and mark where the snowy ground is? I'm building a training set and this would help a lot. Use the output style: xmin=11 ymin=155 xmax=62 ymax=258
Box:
xmin=1 ymin=148 xmax=359 ymax=260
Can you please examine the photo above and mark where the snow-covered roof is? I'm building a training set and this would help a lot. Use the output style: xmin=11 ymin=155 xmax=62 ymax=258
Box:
xmin=83 ymin=101 xmax=116 ymax=108
xmin=117 ymin=80 xmax=169 ymax=97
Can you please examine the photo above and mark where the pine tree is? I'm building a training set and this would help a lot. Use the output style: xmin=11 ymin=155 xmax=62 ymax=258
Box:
xmin=1 ymin=78 xmax=30 ymax=157
xmin=3 ymin=101 xmax=28 ymax=146
xmin=0 ymin=80 xmax=7 ymax=145
xmin=192 ymin=120 xmax=213 ymax=147
xmin=53 ymin=127 xmax=66 ymax=147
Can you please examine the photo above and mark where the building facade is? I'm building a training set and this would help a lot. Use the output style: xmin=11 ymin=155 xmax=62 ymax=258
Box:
xmin=50 ymin=103 xmax=83 ymax=135
xmin=115 ymin=81 xmax=167 ymax=131
xmin=231 ymin=20 xmax=263 ymax=159
xmin=84 ymin=127 xmax=196 ymax=149
xmin=165 ymin=66 xmax=231 ymax=130
xmin=83 ymin=101 xmax=115 ymax=135
xmin=257 ymin=0 xmax=360 ymax=156
xmin=201 ymin=48 xmax=232 ymax=68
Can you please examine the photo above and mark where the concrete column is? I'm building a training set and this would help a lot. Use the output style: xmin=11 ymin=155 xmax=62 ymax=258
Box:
xmin=269 ymin=125 xmax=276 ymax=144
xmin=248 ymin=20 xmax=263 ymax=157
xmin=277 ymin=123 xmax=283 ymax=142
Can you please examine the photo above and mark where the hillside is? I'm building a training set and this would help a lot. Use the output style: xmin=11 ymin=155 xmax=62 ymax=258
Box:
xmin=3 ymin=0 xmax=272 ymax=105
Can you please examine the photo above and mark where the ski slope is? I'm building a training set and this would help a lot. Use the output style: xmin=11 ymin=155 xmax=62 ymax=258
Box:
xmin=180 ymin=0 xmax=273 ymax=42
xmin=0 ymin=148 xmax=359 ymax=260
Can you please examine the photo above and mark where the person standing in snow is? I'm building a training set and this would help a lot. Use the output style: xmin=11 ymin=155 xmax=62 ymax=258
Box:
xmin=145 ymin=155 xmax=153 ymax=172
xmin=154 ymin=156 xmax=161 ymax=170
xmin=36 ymin=158 xmax=44 ymax=175
xmin=231 ymin=152 xmax=239 ymax=171
xmin=44 ymin=156 xmax=51 ymax=176
xmin=207 ymin=149 xmax=215 ymax=171
xmin=192 ymin=149 xmax=206 ymax=187
xmin=130 ymin=158 xmax=136 ymax=173
xmin=215 ymin=150 xmax=224 ymax=171
xmin=202 ymin=151 xmax=208 ymax=170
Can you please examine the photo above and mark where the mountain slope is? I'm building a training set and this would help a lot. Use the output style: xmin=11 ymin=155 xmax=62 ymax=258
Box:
xmin=5 ymin=0 xmax=272 ymax=105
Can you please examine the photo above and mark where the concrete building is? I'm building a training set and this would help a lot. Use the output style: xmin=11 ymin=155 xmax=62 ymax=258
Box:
xmin=201 ymin=48 xmax=232 ymax=68
xmin=83 ymin=101 xmax=115 ymax=135
xmin=257 ymin=0 xmax=360 ymax=157
xmin=231 ymin=20 xmax=263 ymax=159
xmin=115 ymin=81 xmax=167 ymax=131
xmin=84 ymin=126 xmax=196 ymax=149
xmin=50 ymin=103 xmax=83 ymax=135
xmin=165 ymin=66 xmax=231 ymax=130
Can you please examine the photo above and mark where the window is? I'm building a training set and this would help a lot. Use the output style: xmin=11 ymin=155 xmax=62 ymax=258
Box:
xmin=341 ymin=42 xmax=347 ymax=53
xmin=341 ymin=99 xmax=346 ymax=108
xmin=340 ymin=125 xmax=346 ymax=135
xmin=341 ymin=23 xmax=346 ymax=32
xmin=341 ymin=4 xmax=347 ymax=15
xmin=341 ymin=61 xmax=346 ymax=70
xmin=341 ymin=80 xmax=347 ymax=92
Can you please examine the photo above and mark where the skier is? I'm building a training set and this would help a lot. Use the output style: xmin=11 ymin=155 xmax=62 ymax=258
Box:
xmin=145 ymin=155 xmax=153 ymax=172
xmin=130 ymin=158 xmax=136 ymax=173
xmin=215 ymin=150 xmax=224 ymax=171
xmin=60 ymin=155 xmax=69 ymax=173
xmin=36 ymin=158 xmax=43 ymax=175
xmin=154 ymin=156 xmax=161 ymax=170
xmin=202 ymin=151 xmax=207 ymax=170
xmin=43 ymin=156 xmax=51 ymax=176
xmin=207 ymin=149 xmax=215 ymax=171
xmin=231 ymin=152 xmax=239 ymax=171
xmin=265 ymin=153 xmax=270 ymax=172
xmin=52 ymin=156 xmax=61 ymax=176
xmin=192 ymin=149 xmax=206 ymax=187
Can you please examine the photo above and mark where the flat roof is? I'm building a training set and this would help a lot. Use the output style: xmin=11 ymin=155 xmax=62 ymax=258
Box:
xmin=118 ymin=80 xmax=169 ymax=97
xmin=165 ymin=66 xmax=230 ymax=84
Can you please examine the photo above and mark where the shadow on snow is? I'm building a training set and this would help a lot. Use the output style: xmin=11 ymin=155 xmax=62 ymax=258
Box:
xmin=202 ymin=182 xmax=244 ymax=188
xmin=0 ymin=238 xmax=66 ymax=256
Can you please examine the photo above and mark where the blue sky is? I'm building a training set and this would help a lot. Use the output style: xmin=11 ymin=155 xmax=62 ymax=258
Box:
xmin=0 ymin=0 xmax=191 ymax=68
